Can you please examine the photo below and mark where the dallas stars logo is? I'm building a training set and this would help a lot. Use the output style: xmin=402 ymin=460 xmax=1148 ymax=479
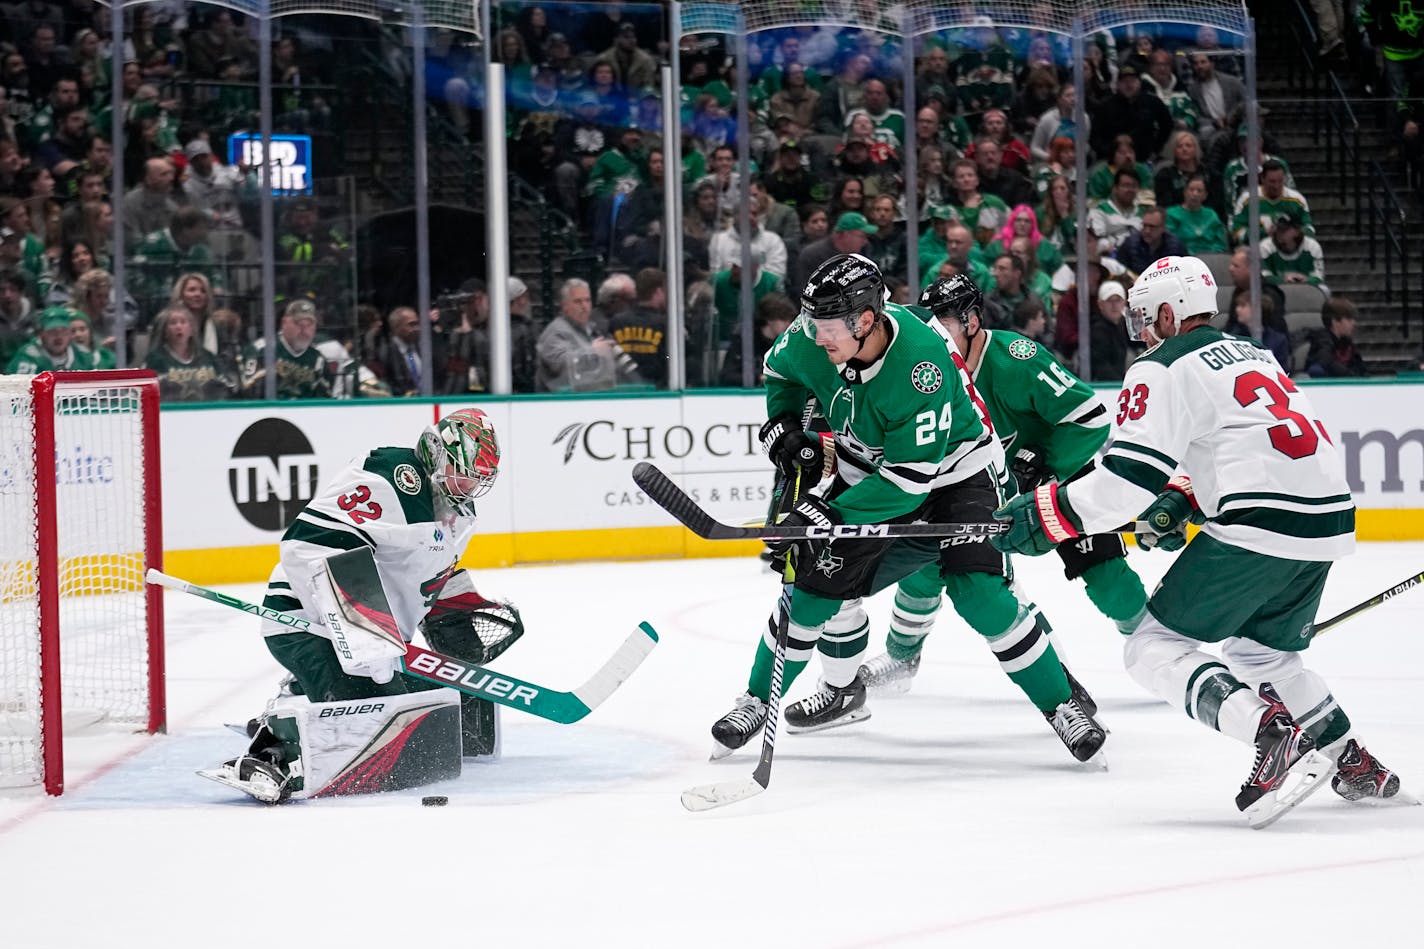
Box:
xmin=814 ymin=547 xmax=844 ymax=577
xmin=1396 ymin=1 xmax=1421 ymax=37
xmin=911 ymin=360 xmax=943 ymax=394
xmin=1007 ymin=338 xmax=1038 ymax=360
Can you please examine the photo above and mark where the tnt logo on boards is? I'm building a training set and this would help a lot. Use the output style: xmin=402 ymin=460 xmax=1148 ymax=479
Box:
xmin=229 ymin=418 xmax=318 ymax=530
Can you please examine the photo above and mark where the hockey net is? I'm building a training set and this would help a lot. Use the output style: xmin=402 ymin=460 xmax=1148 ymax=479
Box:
xmin=0 ymin=371 xmax=165 ymax=796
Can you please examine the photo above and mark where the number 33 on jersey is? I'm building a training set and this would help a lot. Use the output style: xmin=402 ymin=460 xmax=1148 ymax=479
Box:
xmin=1075 ymin=330 xmax=1355 ymax=562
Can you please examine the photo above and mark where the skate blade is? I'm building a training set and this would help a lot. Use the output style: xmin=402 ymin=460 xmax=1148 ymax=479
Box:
xmin=1078 ymin=750 xmax=1109 ymax=772
xmin=681 ymin=779 xmax=765 ymax=812
xmin=864 ymin=677 xmax=914 ymax=696
xmin=196 ymin=767 xmax=285 ymax=805
xmin=1243 ymin=749 xmax=1332 ymax=829
xmin=708 ymin=740 xmax=739 ymax=762
xmin=785 ymin=706 xmax=871 ymax=734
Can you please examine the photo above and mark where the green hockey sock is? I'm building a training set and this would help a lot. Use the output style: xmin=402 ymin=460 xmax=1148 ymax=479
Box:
xmin=1080 ymin=557 xmax=1149 ymax=635
xmin=888 ymin=565 xmax=942 ymax=661
xmin=944 ymin=573 xmax=1069 ymax=712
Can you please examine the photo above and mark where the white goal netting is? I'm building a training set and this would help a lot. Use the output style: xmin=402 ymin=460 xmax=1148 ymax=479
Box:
xmin=0 ymin=376 xmax=159 ymax=792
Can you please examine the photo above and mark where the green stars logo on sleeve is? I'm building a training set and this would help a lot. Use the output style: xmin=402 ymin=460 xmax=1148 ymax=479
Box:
xmin=1007 ymin=338 xmax=1039 ymax=360
xmin=911 ymin=361 xmax=943 ymax=393
xmin=1396 ymin=1 xmax=1421 ymax=37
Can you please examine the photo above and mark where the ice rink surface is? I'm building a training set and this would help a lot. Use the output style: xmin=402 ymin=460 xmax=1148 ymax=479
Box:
xmin=2 ymin=543 xmax=1421 ymax=948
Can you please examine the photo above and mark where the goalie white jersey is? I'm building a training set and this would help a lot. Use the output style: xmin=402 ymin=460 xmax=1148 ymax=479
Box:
xmin=1068 ymin=329 xmax=1355 ymax=561
xmin=264 ymin=447 xmax=479 ymax=639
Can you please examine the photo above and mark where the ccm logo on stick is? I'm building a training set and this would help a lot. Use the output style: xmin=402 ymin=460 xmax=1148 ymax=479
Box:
xmin=406 ymin=650 xmax=540 ymax=705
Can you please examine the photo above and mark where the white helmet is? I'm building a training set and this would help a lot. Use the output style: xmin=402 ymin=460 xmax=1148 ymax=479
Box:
xmin=1126 ymin=255 xmax=1218 ymax=342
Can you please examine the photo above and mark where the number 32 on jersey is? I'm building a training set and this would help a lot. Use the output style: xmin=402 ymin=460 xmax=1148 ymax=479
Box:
xmin=1114 ymin=370 xmax=1331 ymax=460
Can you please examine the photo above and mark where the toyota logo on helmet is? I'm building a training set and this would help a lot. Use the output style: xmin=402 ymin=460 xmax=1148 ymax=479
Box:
xmin=1127 ymin=255 xmax=1218 ymax=342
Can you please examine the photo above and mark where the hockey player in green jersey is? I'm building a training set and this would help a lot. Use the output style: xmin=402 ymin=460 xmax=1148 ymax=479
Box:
xmin=709 ymin=255 xmax=1107 ymax=762
xmin=992 ymin=255 xmax=1403 ymax=826
xmin=858 ymin=274 xmax=1149 ymax=694
xmin=201 ymin=409 xmax=525 ymax=803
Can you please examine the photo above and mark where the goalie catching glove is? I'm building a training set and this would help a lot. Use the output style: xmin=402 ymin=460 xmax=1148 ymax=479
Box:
xmin=422 ymin=569 xmax=525 ymax=664
xmin=1135 ymin=476 xmax=1204 ymax=552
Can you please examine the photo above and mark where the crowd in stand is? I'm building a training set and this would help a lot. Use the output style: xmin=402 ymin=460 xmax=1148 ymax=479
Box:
xmin=2 ymin=2 xmax=1411 ymax=404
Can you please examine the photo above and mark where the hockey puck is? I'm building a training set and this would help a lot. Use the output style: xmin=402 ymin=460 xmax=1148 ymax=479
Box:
xmin=421 ymin=795 xmax=448 ymax=806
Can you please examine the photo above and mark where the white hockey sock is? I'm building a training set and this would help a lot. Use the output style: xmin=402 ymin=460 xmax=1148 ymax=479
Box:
xmin=1124 ymin=623 xmax=1264 ymax=742
xmin=763 ymin=612 xmax=820 ymax=665
xmin=819 ymin=600 xmax=870 ymax=688
xmin=1220 ymin=639 xmax=1355 ymax=754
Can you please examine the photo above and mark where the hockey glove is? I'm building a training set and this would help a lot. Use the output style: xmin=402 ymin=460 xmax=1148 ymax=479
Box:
xmin=990 ymin=482 xmax=1084 ymax=557
xmin=1009 ymin=446 xmax=1051 ymax=494
xmin=1135 ymin=477 xmax=1204 ymax=552
xmin=766 ymin=495 xmax=840 ymax=569
xmin=760 ymin=414 xmax=825 ymax=483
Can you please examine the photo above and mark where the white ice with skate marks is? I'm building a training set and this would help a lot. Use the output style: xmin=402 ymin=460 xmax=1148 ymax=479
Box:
xmin=0 ymin=545 xmax=1420 ymax=948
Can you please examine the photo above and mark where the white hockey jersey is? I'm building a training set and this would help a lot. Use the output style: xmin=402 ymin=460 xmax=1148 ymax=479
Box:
xmin=262 ymin=447 xmax=479 ymax=639
xmin=1067 ymin=328 xmax=1355 ymax=561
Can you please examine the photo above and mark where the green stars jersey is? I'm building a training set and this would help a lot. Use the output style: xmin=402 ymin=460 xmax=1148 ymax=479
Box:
xmin=939 ymin=328 xmax=1110 ymax=480
xmin=1066 ymin=327 xmax=1354 ymax=561
xmin=240 ymin=337 xmax=335 ymax=399
xmin=266 ymin=447 xmax=479 ymax=640
xmin=144 ymin=344 xmax=234 ymax=401
xmin=6 ymin=341 xmax=91 ymax=374
xmin=762 ymin=303 xmax=999 ymax=525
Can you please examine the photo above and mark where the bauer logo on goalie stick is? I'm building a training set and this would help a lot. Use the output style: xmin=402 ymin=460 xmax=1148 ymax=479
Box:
xmin=405 ymin=650 xmax=540 ymax=706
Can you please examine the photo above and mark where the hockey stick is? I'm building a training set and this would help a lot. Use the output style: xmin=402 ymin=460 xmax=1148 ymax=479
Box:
xmin=1310 ymin=569 xmax=1424 ymax=639
xmin=634 ymin=461 xmax=1147 ymax=540
xmin=682 ymin=398 xmax=815 ymax=812
xmin=146 ymin=569 xmax=658 ymax=725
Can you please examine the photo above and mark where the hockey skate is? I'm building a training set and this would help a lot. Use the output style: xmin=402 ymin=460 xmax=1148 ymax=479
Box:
xmin=1235 ymin=685 xmax=1331 ymax=829
xmin=1044 ymin=697 xmax=1107 ymax=765
xmin=709 ymin=692 xmax=769 ymax=760
xmin=857 ymin=652 xmax=921 ymax=694
xmin=1332 ymin=739 xmax=1405 ymax=803
xmin=785 ymin=675 xmax=870 ymax=733
xmin=197 ymin=751 xmax=292 ymax=805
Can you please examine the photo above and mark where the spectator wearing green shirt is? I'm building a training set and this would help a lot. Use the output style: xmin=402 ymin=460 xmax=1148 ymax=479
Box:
xmin=131 ymin=206 xmax=219 ymax=313
xmin=1260 ymin=213 xmax=1327 ymax=291
xmin=1165 ymin=174 xmax=1230 ymax=255
xmin=711 ymin=250 xmax=782 ymax=342
xmin=6 ymin=307 xmax=87 ymax=373
xmin=1230 ymin=160 xmax=1313 ymax=244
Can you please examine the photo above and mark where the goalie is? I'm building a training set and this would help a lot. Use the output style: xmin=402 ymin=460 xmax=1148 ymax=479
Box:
xmin=201 ymin=408 xmax=525 ymax=804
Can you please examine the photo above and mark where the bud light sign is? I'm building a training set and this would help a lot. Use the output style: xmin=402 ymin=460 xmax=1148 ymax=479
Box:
xmin=229 ymin=133 xmax=313 ymax=194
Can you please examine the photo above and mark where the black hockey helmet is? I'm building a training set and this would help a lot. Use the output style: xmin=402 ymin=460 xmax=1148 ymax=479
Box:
xmin=799 ymin=253 xmax=885 ymax=333
xmin=919 ymin=273 xmax=984 ymax=328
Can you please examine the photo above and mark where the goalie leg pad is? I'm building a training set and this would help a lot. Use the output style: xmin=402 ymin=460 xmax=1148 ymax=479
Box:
xmin=260 ymin=689 xmax=463 ymax=799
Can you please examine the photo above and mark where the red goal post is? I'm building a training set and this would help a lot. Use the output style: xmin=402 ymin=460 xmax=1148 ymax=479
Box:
xmin=0 ymin=370 xmax=165 ymax=796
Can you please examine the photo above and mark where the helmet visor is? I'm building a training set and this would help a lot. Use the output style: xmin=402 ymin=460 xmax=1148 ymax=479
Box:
xmin=797 ymin=311 xmax=858 ymax=343
xmin=1126 ymin=300 xmax=1150 ymax=342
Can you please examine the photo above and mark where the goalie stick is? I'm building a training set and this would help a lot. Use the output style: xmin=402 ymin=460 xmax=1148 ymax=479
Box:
xmin=634 ymin=462 xmax=1150 ymax=540
xmin=146 ymin=569 xmax=657 ymax=725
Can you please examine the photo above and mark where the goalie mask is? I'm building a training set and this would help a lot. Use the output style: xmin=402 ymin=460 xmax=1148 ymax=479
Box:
xmin=417 ymin=408 xmax=500 ymax=516
xmin=919 ymin=274 xmax=984 ymax=335
xmin=1127 ymin=255 xmax=1218 ymax=342
xmin=797 ymin=253 xmax=886 ymax=348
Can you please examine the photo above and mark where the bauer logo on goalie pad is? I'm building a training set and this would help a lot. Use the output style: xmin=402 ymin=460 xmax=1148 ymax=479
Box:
xmin=405 ymin=649 xmax=540 ymax=706
xmin=318 ymin=702 xmax=387 ymax=718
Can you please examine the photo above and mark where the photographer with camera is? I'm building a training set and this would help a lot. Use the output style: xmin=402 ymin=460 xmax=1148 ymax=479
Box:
xmin=535 ymin=277 xmax=641 ymax=392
